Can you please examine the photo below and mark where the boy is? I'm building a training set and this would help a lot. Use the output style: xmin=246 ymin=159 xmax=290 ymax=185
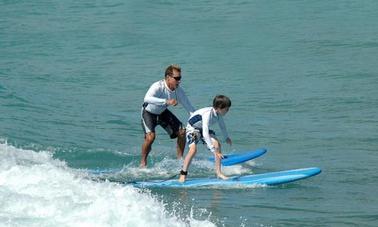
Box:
xmin=179 ymin=95 xmax=232 ymax=182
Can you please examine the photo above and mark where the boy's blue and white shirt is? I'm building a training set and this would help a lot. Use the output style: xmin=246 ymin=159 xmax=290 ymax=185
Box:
xmin=186 ymin=107 xmax=229 ymax=153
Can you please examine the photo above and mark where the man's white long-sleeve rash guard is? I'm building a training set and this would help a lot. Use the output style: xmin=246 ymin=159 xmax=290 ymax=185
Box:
xmin=143 ymin=80 xmax=195 ymax=115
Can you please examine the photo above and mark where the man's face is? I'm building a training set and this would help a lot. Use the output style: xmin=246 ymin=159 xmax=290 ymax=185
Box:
xmin=168 ymin=69 xmax=182 ymax=89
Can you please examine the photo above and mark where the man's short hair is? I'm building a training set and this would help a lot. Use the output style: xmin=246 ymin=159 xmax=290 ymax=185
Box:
xmin=165 ymin=64 xmax=181 ymax=77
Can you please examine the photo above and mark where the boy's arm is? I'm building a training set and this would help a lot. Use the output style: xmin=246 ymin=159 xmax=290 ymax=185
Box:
xmin=202 ymin=113 xmax=216 ymax=153
xmin=218 ymin=116 xmax=230 ymax=141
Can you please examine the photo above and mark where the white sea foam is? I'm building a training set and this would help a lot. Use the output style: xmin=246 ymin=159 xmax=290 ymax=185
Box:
xmin=0 ymin=141 xmax=215 ymax=227
xmin=116 ymin=155 xmax=254 ymax=181
xmin=191 ymin=159 xmax=252 ymax=177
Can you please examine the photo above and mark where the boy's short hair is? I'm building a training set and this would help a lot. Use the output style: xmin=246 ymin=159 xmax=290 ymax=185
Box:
xmin=213 ymin=95 xmax=231 ymax=109
xmin=165 ymin=64 xmax=181 ymax=77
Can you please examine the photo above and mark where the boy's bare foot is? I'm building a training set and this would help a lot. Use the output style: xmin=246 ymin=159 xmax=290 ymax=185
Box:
xmin=217 ymin=173 xmax=229 ymax=180
xmin=178 ymin=170 xmax=187 ymax=182
xmin=178 ymin=174 xmax=186 ymax=183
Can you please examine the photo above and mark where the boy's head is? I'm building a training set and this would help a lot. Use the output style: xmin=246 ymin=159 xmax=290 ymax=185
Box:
xmin=213 ymin=95 xmax=231 ymax=110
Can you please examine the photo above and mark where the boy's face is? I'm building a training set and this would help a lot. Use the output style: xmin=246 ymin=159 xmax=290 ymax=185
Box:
xmin=217 ymin=107 xmax=229 ymax=116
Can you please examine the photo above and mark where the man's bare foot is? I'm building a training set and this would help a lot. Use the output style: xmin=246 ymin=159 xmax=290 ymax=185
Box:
xmin=139 ymin=162 xmax=147 ymax=168
xmin=217 ymin=173 xmax=229 ymax=180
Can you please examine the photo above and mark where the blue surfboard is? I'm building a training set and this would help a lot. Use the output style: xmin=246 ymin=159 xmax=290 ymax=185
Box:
xmin=131 ymin=167 xmax=321 ymax=188
xmin=208 ymin=148 xmax=267 ymax=166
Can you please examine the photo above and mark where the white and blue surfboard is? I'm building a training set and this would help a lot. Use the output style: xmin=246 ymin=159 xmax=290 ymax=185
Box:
xmin=131 ymin=167 xmax=321 ymax=188
xmin=209 ymin=148 xmax=267 ymax=166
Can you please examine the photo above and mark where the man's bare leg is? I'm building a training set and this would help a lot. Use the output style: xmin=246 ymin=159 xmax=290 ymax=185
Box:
xmin=176 ymin=128 xmax=186 ymax=159
xmin=140 ymin=132 xmax=155 ymax=168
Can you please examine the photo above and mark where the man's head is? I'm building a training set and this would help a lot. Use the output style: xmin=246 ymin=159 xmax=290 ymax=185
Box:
xmin=165 ymin=64 xmax=182 ymax=90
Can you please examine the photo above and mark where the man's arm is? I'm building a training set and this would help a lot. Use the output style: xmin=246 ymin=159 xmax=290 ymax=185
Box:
xmin=144 ymin=82 xmax=167 ymax=105
xmin=176 ymin=87 xmax=195 ymax=114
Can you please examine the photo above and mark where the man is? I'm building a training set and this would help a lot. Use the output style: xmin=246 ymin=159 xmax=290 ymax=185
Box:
xmin=140 ymin=64 xmax=195 ymax=167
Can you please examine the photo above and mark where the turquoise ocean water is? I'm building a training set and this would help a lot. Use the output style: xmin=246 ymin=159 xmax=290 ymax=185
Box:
xmin=1 ymin=1 xmax=378 ymax=226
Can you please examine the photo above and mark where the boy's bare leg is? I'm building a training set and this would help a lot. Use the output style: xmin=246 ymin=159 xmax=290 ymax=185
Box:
xmin=179 ymin=144 xmax=197 ymax=182
xmin=213 ymin=139 xmax=228 ymax=180
xmin=215 ymin=155 xmax=228 ymax=180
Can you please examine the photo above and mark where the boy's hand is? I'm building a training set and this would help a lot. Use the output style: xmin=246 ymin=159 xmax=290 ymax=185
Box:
xmin=215 ymin=150 xmax=224 ymax=159
xmin=226 ymin=138 xmax=232 ymax=146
